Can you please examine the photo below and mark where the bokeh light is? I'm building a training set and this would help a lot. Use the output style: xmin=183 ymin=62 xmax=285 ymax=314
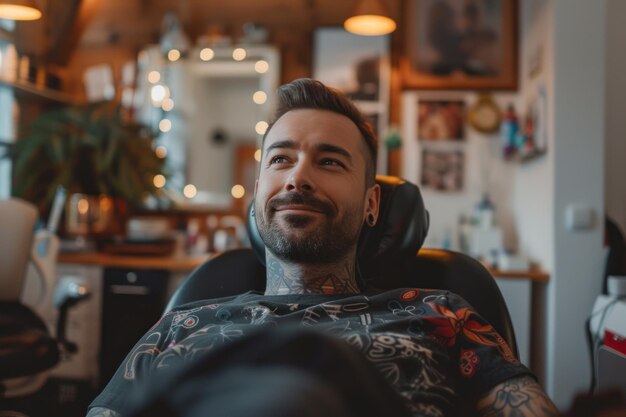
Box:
xmin=231 ymin=184 xmax=245 ymax=199
xmin=253 ymin=91 xmax=267 ymax=104
xmin=147 ymin=71 xmax=160 ymax=84
xmin=168 ymin=49 xmax=181 ymax=62
xmin=255 ymin=60 xmax=269 ymax=73
xmin=159 ymin=119 xmax=172 ymax=133
xmin=153 ymin=174 xmax=166 ymax=188
xmin=200 ymin=48 xmax=215 ymax=61
xmin=255 ymin=121 xmax=268 ymax=135
xmin=183 ymin=184 xmax=197 ymax=198
xmin=232 ymin=48 xmax=247 ymax=61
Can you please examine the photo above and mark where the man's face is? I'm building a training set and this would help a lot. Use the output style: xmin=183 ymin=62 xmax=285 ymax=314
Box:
xmin=254 ymin=109 xmax=379 ymax=264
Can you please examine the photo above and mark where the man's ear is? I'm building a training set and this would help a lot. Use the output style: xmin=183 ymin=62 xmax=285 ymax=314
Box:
xmin=364 ymin=183 xmax=381 ymax=221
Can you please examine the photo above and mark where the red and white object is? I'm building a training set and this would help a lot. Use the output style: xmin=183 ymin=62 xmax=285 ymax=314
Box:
xmin=602 ymin=299 xmax=626 ymax=355
xmin=591 ymin=295 xmax=626 ymax=354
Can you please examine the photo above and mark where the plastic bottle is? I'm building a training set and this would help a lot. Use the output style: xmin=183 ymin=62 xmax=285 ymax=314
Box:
xmin=458 ymin=215 xmax=470 ymax=253
xmin=476 ymin=193 xmax=496 ymax=229
xmin=501 ymin=104 xmax=518 ymax=158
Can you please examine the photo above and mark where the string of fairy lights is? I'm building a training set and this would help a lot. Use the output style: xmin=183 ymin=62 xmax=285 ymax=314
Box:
xmin=145 ymin=45 xmax=272 ymax=204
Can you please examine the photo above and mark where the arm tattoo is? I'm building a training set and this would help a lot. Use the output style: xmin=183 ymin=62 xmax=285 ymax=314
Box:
xmin=86 ymin=407 xmax=122 ymax=417
xmin=477 ymin=375 xmax=561 ymax=417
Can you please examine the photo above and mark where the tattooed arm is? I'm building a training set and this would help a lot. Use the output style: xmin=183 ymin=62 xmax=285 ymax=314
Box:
xmin=86 ymin=407 xmax=122 ymax=417
xmin=477 ymin=375 xmax=561 ymax=417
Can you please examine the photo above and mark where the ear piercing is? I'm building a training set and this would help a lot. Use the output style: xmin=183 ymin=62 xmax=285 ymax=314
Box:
xmin=366 ymin=213 xmax=376 ymax=227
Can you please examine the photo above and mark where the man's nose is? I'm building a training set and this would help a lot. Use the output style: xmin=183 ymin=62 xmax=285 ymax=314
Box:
xmin=285 ymin=162 xmax=315 ymax=192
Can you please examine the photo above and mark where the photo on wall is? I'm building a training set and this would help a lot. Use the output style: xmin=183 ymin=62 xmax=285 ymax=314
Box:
xmin=421 ymin=149 xmax=465 ymax=191
xmin=313 ymin=27 xmax=390 ymax=102
xmin=401 ymin=0 xmax=518 ymax=90
xmin=313 ymin=27 xmax=391 ymax=172
xmin=418 ymin=99 xmax=466 ymax=141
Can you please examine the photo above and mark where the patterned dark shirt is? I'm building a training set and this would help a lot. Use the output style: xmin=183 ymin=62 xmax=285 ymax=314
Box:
xmin=90 ymin=288 xmax=532 ymax=416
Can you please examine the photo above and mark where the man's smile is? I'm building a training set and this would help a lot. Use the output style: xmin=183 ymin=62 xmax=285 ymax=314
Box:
xmin=268 ymin=192 xmax=336 ymax=218
xmin=275 ymin=205 xmax=325 ymax=214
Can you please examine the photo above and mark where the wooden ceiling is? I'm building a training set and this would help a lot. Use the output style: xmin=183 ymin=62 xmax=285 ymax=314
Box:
xmin=13 ymin=0 xmax=401 ymax=66
xmin=81 ymin=0 xmax=354 ymax=46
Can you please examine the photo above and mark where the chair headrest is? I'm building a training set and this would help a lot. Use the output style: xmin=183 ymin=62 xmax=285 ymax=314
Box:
xmin=247 ymin=175 xmax=429 ymax=279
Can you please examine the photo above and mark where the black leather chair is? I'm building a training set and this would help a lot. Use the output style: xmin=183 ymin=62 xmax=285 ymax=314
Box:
xmin=166 ymin=175 xmax=518 ymax=358
xmin=603 ymin=216 xmax=626 ymax=295
xmin=0 ymin=198 xmax=89 ymax=405
xmin=0 ymin=199 xmax=59 ymax=400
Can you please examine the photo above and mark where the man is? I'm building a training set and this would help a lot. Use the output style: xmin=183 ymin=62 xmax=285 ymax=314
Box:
xmin=88 ymin=79 xmax=560 ymax=417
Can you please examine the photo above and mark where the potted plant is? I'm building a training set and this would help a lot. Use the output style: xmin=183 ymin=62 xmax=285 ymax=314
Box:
xmin=6 ymin=102 xmax=166 ymax=233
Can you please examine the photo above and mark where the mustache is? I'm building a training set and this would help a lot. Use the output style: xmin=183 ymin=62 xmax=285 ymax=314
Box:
xmin=268 ymin=192 xmax=336 ymax=216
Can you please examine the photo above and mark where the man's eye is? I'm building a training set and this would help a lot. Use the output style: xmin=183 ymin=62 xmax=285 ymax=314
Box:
xmin=320 ymin=159 xmax=345 ymax=168
xmin=269 ymin=156 xmax=289 ymax=165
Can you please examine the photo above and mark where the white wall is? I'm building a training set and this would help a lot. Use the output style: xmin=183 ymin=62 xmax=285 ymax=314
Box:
xmin=605 ymin=0 xmax=626 ymax=235
xmin=512 ymin=1 xmax=608 ymax=407
xmin=188 ymin=76 xmax=259 ymax=195
xmin=547 ymin=0 xmax=606 ymax=407
xmin=401 ymin=91 xmax=519 ymax=250
xmin=512 ymin=0 xmax=556 ymax=387
xmin=513 ymin=0 xmax=555 ymax=273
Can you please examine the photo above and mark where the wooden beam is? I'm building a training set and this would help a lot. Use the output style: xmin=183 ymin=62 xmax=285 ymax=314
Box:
xmin=46 ymin=0 xmax=99 ymax=66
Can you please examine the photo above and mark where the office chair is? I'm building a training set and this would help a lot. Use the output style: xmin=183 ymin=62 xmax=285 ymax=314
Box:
xmin=166 ymin=175 xmax=518 ymax=358
xmin=603 ymin=216 xmax=626 ymax=295
xmin=0 ymin=198 xmax=88 ymax=401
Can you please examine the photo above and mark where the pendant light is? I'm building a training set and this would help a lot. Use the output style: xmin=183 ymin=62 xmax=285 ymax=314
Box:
xmin=344 ymin=0 xmax=396 ymax=36
xmin=0 ymin=0 xmax=42 ymax=20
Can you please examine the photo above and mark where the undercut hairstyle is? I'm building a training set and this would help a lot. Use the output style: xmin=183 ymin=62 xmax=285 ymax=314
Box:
xmin=263 ymin=78 xmax=378 ymax=187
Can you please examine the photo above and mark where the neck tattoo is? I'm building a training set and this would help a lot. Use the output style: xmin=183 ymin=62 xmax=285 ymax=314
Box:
xmin=264 ymin=252 xmax=360 ymax=295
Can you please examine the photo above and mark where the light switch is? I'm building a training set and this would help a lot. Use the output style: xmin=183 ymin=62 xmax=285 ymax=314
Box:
xmin=565 ymin=204 xmax=596 ymax=231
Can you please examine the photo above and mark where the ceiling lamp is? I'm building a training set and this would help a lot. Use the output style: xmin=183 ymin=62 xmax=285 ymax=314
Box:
xmin=0 ymin=0 xmax=42 ymax=20
xmin=344 ymin=0 xmax=396 ymax=36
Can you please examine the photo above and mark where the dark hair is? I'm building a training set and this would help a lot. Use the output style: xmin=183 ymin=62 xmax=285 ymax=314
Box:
xmin=263 ymin=78 xmax=377 ymax=186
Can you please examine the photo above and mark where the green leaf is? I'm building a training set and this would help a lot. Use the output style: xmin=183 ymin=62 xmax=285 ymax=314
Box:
xmin=10 ymin=102 xmax=166 ymax=212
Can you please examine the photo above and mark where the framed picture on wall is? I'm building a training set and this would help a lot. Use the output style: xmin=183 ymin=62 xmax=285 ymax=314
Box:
xmin=420 ymin=149 xmax=465 ymax=191
xmin=418 ymin=99 xmax=467 ymax=141
xmin=400 ymin=0 xmax=518 ymax=90
xmin=313 ymin=27 xmax=392 ymax=171
xmin=313 ymin=27 xmax=391 ymax=103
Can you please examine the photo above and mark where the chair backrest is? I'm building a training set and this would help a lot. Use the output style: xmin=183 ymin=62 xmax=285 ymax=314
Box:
xmin=167 ymin=177 xmax=519 ymax=358
xmin=0 ymin=198 xmax=38 ymax=302
xmin=247 ymin=175 xmax=430 ymax=284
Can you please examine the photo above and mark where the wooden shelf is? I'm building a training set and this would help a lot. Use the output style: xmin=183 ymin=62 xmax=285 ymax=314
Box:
xmin=487 ymin=267 xmax=550 ymax=283
xmin=0 ymin=78 xmax=73 ymax=104
xmin=58 ymin=251 xmax=211 ymax=271
xmin=57 ymin=250 xmax=550 ymax=282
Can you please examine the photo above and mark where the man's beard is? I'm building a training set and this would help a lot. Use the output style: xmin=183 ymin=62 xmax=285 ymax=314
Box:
xmin=255 ymin=192 xmax=362 ymax=264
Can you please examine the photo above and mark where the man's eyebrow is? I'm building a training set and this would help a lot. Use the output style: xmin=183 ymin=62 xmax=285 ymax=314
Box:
xmin=265 ymin=140 xmax=295 ymax=156
xmin=316 ymin=143 xmax=353 ymax=162
xmin=264 ymin=140 xmax=353 ymax=162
